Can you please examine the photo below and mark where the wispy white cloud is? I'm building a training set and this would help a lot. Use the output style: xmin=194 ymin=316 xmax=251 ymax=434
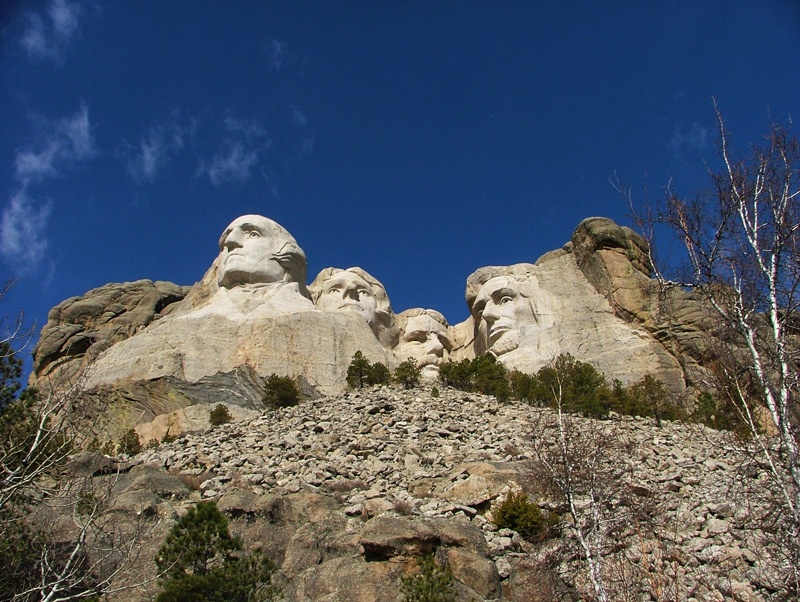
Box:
xmin=20 ymin=0 xmax=85 ymax=63
xmin=2 ymin=104 xmax=94 ymax=273
xmin=15 ymin=104 xmax=95 ymax=182
xmin=298 ymin=135 xmax=314 ymax=156
xmin=0 ymin=190 xmax=52 ymax=274
xmin=223 ymin=115 xmax=266 ymax=143
xmin=61 ymin=103 xmax=94 ymax=159
xmin=201 ymin=142 xmax=260 ymax=187
xmin=290 ymin=105 xmax=308 ymax=126
xmin=15 ymin=143 xmax=60 ymax=181
xmin=198 ymin=114 xmax=270 ymax=187
xmin=124 ymin=114 xmax=191 ymax=183
xmin=669 ymin=122 xmax=709 ymax=160
xmin=269 ymin=38 xmax=288 ymax=70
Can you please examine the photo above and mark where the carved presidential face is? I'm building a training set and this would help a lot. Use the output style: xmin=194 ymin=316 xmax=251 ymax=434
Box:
xmin=395 ymin=313 xmax=452 ymax=377
xmin=217 ymin=215 xmax=291 ymax=288
xmin=473 ymin=276 xmax=535 ymax=356
xmin=315 ymin=271 xmax=379 ymax=326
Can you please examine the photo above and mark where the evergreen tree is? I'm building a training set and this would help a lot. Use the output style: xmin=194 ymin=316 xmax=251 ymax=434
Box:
xmin=262 ymin=374 xmax=300 ymax=408
xmin=117 ymin=428 xmax=142 ymax=455
xmin=0 ymin=340 xmax=22 ymax=413
xmin=394 ymin=358 xmax=422 ymax=389
xmin=156 ymin=501 xmax=242 ymax=579
xmin=155 ymin=501 xmax=279 ymax=602
xmin=209 ymin=404 xmax=233 ymax=426
xmin=368 ymin=361 xmax=391 ymax=386
xmin=346 ymin=351 xmax=371 ymax=389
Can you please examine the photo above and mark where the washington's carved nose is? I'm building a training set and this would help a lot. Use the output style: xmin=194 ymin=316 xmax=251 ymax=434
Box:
xmin=223 ymin=231 xmax=244 ymax=250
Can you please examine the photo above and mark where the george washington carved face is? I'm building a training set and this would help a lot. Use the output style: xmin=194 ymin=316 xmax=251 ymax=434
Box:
xmin=217 ymin=215 xmax=306 ymax=289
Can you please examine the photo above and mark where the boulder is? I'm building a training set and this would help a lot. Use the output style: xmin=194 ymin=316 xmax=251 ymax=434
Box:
xmin=31 ymin=279 xmax=189 ymax=386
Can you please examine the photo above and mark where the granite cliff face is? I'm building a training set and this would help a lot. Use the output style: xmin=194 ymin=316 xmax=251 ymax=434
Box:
xmin=31 ymin=215 xmax=714 ymax=440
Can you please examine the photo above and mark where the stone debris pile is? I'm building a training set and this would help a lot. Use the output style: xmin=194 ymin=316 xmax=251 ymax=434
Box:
xmin=107 ymin=385 xmax=785 ymax=601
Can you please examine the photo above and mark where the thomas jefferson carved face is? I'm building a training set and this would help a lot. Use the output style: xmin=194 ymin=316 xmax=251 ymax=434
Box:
xmin=217 ymin=215 xmax=305 ymax=289
xmin=315 ymin=270 xmax=378 ymax=327
xmin=395 ymin=311 xmax=452 ymax=378
xmin=473 ymin=276 xmax=536 ymax=356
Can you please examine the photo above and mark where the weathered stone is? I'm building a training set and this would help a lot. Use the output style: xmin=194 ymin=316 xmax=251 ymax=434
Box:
xmin=32 ymin=279 xmax=189 ymax=386
xmin=360 ymin=516 xmax=439 ymax=559
xmin=447 ymin=547 xmax=501 ymax=599
xmin=33 ymin=385 xmax=786 ymax=601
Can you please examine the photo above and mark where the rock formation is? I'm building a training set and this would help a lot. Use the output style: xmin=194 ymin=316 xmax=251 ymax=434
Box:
xmin=32 ymin=279 xmax=190 ymax=386
xmin=73 ymin=217 xmax=394 ymax=397
xmin=25 ymin=213 xmax=785 ymax=600
xmin=31 ymin=215 xmax=720 ymax=439
xmin=463 ymin=254 xmax=685 ymax=391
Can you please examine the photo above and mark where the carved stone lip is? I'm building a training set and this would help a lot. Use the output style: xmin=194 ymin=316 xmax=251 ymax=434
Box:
xmin=487 ymin=322 xmax=514 ymax=342
xmin=335 ymin=302 xmax=363 ymax=309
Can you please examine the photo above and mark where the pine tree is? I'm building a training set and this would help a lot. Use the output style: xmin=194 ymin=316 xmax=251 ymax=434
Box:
xmin=346 ymin=351 xmax=371 ymax=389
xmin=156 ymin=501 xmax=242 ymax=579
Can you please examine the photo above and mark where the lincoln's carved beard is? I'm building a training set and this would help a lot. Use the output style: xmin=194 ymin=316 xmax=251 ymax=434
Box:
xmin=488 ymin=329 xmax=520 ymax=356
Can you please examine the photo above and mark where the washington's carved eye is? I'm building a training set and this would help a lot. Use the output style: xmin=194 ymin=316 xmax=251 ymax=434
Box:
xmin=500 ymin=296 xmax=514 ymax=304
xmin=247 ymin=230 xmax=261 ymax=238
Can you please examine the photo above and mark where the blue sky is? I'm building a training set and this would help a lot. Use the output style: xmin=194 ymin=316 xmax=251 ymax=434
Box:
xmin=1 ymin=1 xmax=799 ymax=375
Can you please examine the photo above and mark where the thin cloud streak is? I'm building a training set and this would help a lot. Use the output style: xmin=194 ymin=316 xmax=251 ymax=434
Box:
xmin=125 ymin=115 xmax=191 ymax=183
xmin=20 ymin=0 xmax=85 ymax=63
xmin=201 ymin=142 xmax=260 ymax=187
xmin=197 ymin=114 xmax=270 ymax=187
xmin=290 ymin=105 xmax=308 ymax=126
xmin=669 ymin=122 xmax=710 ymax=160
xmin=269 ymin=38 xmax=287 ymax=70
xmin=0 ymin=190 xmax=52 ymax=274
xmin=15 ymin=104 xmax=95 ymax=182
xmin=2 ymin=104 xmax=95 ymax=273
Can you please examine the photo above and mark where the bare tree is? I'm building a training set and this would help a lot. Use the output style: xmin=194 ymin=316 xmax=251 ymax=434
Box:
xmin=625 ymin=102 xmax=800 ymax=594
xmin=528 ymin=361 xmax=635 ymax=602
xmin=0 ymin=283 xmax=153 ymax=601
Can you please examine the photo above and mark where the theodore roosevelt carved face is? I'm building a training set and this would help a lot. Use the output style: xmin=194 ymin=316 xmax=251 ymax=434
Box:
xmin=395 ymin=309 xmax=452 ymax=378
xmin=216 ymin=215 xmax=307 ymax=289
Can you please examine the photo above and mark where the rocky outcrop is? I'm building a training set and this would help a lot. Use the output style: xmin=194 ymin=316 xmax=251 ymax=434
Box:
xmin=32 ymin=279 xmax=189 ymax=386
xmin=54 ymin=385 xmax=784 ymax=602
xmin=570 ymin=216 xmax=653 ymax=323
xmin=569 ymin=217 xmax=722 ymax=388
xmin=81 ymin=309 xmax=395 ymax=395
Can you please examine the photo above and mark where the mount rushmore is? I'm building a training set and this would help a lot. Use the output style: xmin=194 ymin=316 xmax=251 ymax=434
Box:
xmin=31 ymin=214 xmax=713 ymax=438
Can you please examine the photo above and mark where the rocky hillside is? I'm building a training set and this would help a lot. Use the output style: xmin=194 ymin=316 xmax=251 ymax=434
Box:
xmin=58 ymin=385 xmax=785 ymax=602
